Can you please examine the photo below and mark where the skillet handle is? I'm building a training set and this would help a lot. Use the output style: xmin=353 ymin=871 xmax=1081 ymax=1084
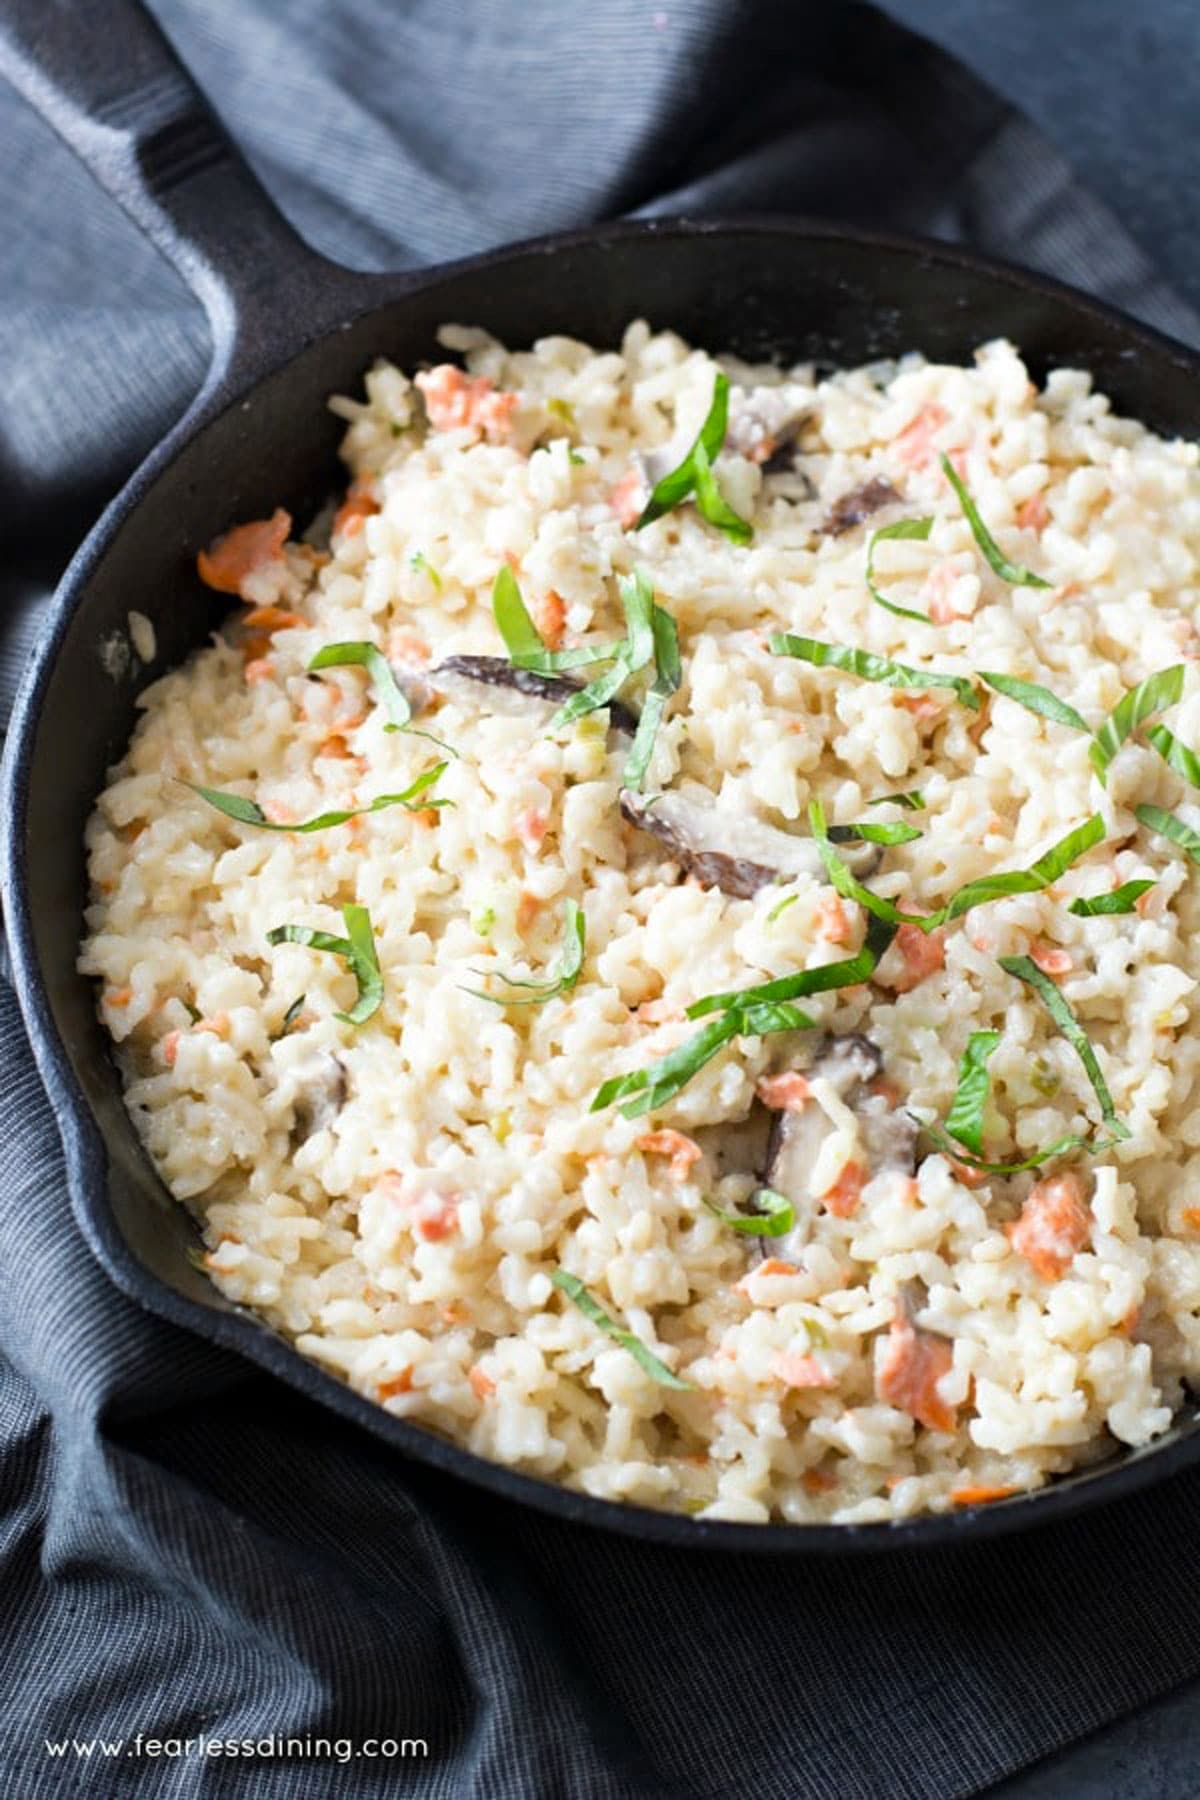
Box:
xmin=0 ymin=0 xmax=368 ymax=388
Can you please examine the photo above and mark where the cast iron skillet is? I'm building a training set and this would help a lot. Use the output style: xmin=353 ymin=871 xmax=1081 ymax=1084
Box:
xmin=4 ymin=1 xmax=1200 ymax=1553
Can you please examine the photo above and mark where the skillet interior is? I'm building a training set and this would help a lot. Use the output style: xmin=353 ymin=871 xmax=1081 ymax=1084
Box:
xmin=8 ymin=218 xmax=1200 ymax=1551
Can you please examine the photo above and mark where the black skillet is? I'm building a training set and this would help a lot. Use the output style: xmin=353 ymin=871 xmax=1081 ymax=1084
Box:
xmin=4 ymin=0 xmax=1199 ymax=1553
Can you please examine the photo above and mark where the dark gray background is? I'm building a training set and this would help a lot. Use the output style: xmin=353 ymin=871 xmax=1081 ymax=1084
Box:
xmin=892 ymin=5 xmax=1200 ymax=1789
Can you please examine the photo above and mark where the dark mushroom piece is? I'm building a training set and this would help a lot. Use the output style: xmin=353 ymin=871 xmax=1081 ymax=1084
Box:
xmin=290 ymin=1052 xmax=348 ymax=1146
xmin=823 ymin=476 xmax=901 ymax=538
xmin=619 ymin=787 xmax=880 ymax=900
xmin=761 ymin=1034 xmax=917 ymax=1264
xmin=429 ymin=655 xmax=638 ymax=736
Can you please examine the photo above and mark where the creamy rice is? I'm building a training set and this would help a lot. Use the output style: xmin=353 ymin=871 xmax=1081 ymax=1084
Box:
xmin=79 ymin=321 xmax=1200 ymax=1524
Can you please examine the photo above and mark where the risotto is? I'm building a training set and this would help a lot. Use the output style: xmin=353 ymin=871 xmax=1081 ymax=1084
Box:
xmin=79 ymin=321 xmax=1200 ymax=1524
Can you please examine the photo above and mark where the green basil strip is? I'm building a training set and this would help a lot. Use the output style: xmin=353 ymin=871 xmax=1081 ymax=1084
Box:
xmin=623 ymin=601 xmax=682 ymax=791
xmin=1135 ymin=802 xmax=1200 ymax=865
xmin=636 ymin=371 xmax=731 ymax=527
xmin=766 ymin=892 xmax=800 ymax=923
xmin=919 ymin=1118 xmax=1115 ymax=1176
xmin=691 ymin=439 xmax=754 ymax=545
xmin=1089 ymin=665 xmax=1185 ymax=782
xmin=308 ymin=641 xmax=413 ymax=730
xmin=810 ymin=800 xmax=927 ymax=929
xmin=936 ymin=813 xmax=1106 ymax=925
xmin=812 ymin=805 xmax=1104 ymax=935
xmin=939 ymin=454 xmax=1050 ymax=588
xmin=491 ymin=565 xmax=545 ymax=662
xmin=998 ymin=954 xmax=1129 ymax=1139
xmin=267 ymin=902 xmax=383 ymax=1026
xmin=270 ymin=994 xmax=307 ymax=1042
xmin=868 ymin=789 xmax=926 ymax=811
xmin=827 ymin=820 xmax=923 ymax=846
xmin=592 ymin=1001 xmax=813 ymax=1120
xmin=1146 ymin=722 xmax=1200 ymax=788
xmin=1068 ymin=880 xmax=1156 ymax=917
xmin=549 ymin=568 xmax=657 ymax=729
xmin=703 ymin=1186 xmax=794 ymax=1237
xmin=866 ymin=516 xmax=934 ymax=622
xmin=551 ymin=1270 xmax=693 ymax=1389
xmin=494 ymin=565 xmax=626 ymax=674
xmin=980 ymin=672 xmax=1088 ymax=734
xmin=192 ymin=764 xmax=448 ymax=833
xmin=465 ymin=899 xmax=586 ymax=1006
xmin=687 ymin=913 xmax=897 ymax=1019
xmin=768 ymin=635 xmax=981 ymax=712
xmin=409 ymin=551 xmax=442 ymax=591
xmin=942 ymin=1030 xmax=1001 ymax=1157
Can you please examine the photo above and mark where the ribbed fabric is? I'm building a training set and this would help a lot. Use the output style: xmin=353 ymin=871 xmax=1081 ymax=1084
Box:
xmin=1 ymin=4 xmax=1198 ymax=1794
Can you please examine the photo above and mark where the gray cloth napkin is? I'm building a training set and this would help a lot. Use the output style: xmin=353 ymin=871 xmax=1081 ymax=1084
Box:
xmin=2 ymin=4 xmax=1199 ymax=1795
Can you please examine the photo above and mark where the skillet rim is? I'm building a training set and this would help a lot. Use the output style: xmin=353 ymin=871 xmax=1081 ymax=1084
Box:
xmin=5 ymin=210 xmax=1200 ymax=1554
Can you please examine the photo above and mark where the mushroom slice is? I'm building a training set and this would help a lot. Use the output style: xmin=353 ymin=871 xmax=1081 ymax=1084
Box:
xmin=761 ymin=1034 xmax=915 ymax=1263
xmin=619 ymin=787 xmax=879 ymax=899
xmin=823 ymin=476 xmax=900 ymax=537
xmin=290 ymin=1052 xmax=347 ymax=1145
xmin=430 ymin=655 xmax=637 ymax=736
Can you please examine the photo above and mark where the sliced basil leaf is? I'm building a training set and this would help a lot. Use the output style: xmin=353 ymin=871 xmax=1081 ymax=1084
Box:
xmin=980 ymin=672 xmax=1088 ymax=734
xmin=551 ymin=1270 xmax=692 ymax=1388
xmin=827 ymin=820 xmax=923 ymax=846
xmin=937 ymin=813 xmax=1105 ymax=924
xmin=868 ymin=790 xmax=926 ymax=811
xmin=592 ymin=999 xmax=813 ymax=1120
xmin=549 ymin=568 xmax=657 ymax=730
xmin=270 ymin=994 xmax=306 ymax=1042
xmin=1089 ymin=665 xmax=1185 ymax=782
xmin=491 ymin=565 xmax=544 ymax=662
xmin=1146 ymin=722 xmax=1200 ymax=788
xmin=465 ymin=898 xmax=586 ymax=1006
xmin=687 ymin=913 xmax=897 ymax=1019
xmin=810 ymin=799 xmax=925 ymax=929
xmin=409 ymin=551 xmax=442 ymax=591
xmin=1135 ymin=802 xmax=1200 ymax=865
xmin=592 ymin=1012 xmax=740 ymax=1116
xmin=281 ymin=994 xmax=306 ymax=1032
xmin=267 ymin=902 xmax=383 ymax=1026
xmin=812 ymin=805 xmax=1104 ymax=935
xmin=942 ymin=1030 xmax=1001 ymax=1157
xmin=866 ymin=516 xmax=934 ymax=622
xmin=768 ymin=635 xmax=980 ymax=712
xmin=1068 ymin=881 xmax=1156 ymax=917
xmin=191 ymin=764 xmax=448 ymax=833
xmin=637 ymin=371 xmax=731 ymax=527
xmin=308 ymin=640 xmax=412 ymax=730
xmin=998 ymin=954 xmax=1129 ymax=1138
xmin=623 ymin=600 xmax=681 ymax=791
xmin=704 ymin=1187 xmax=794 ymax=1237
xmin=919 ymin=1118 xmax=1115 ymax=1175
xmin=766 ymin=892 xmax=800 ymax=923
xmin=691 ymin=439 xmax=754 ymax=545
xmin=939 ymin=454 xmax=1050 ymax=588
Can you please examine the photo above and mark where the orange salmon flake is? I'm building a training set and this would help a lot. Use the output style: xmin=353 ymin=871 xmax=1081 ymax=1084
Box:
xmin=377 ymin=1368 xmax=414 ymax=1400
xmin=197 ymin=508 xmax=291 ymax=598
xmin=821 ymin=1159 xmax=866 ymax=1219
xmin=1008 ymin=1171 xmax=1090 ymax=1281
xmin=877 ymin=1303 xmax=957 ymax=1433
xmin=893 ymin=402 xmax=949 ymax=470
xmin=468 ymin=1366 xmax=497 ymax=1400
xmin=415 ymin=365 xmax=517 ymax=442
xmin=950 ymin=1483 xmax=1016 ymax=1507
xmin=756 ymin=1072 xmax=811 ymax=1112
xmin=771 ymin=1351 xmax=835 ymax=1390
xmin=636 ymin=1129 xmax=703 ymax=1183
